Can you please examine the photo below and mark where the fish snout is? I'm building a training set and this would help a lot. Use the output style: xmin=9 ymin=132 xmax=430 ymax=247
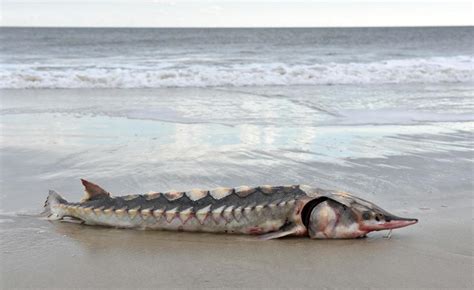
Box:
xmin=360 ymin=213 xmax=418 ymax=232
xmin=380 ymin=215 xmax=418 ymax=230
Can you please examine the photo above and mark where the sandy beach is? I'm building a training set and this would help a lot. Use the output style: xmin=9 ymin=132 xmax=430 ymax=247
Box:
xmin=1 ymin=86 xmax=473 ymax=288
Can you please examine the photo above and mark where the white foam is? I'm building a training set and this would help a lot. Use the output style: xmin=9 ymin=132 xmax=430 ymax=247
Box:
xmin=0 ymin=56 xmax=472 ymax=89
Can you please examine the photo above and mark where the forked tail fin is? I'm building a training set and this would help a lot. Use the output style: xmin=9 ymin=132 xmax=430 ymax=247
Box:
xmin=42 ymin=190 xmax=67 ymax=219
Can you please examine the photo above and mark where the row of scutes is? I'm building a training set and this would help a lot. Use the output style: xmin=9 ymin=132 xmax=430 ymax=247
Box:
xmin=60 ymin=198 xmax=297 ymax=224
xmin=142 ymin=184 xmax=300 ymax=202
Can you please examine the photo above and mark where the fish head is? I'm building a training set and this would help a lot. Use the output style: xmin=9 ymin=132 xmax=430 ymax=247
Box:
xmin=305 ymin=193 xmax=418 ymax=239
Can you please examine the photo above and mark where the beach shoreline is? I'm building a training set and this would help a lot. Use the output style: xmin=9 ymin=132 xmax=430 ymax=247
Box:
xmin=1 ymin=86 xmax=473 ymax=288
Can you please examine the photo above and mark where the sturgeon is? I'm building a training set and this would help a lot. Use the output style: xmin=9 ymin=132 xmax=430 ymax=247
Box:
xmin=43 ymin=179 xmax=418 ymax=239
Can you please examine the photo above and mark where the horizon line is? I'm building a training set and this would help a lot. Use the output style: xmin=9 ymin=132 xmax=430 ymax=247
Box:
xmin=1 ymin=24 xmax=472 ymax=29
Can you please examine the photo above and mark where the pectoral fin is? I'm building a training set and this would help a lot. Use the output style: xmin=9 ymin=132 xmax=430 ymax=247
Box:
xmin=258 ymin=224 xmax=299 ymax=240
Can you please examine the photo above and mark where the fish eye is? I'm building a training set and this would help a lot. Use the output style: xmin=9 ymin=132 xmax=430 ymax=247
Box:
xmin=362 ymin=211 xmax=371 ymax=220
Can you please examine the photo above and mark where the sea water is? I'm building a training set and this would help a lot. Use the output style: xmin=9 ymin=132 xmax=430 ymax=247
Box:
xmin=0 ymin=27 xmax=472 ymax=88
xmin=0 ymin=27 xmax=473 ymax=212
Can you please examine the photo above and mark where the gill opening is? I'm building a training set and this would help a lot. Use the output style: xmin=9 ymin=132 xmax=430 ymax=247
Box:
xmin=300 ymin=197 xmax=330 ymax=228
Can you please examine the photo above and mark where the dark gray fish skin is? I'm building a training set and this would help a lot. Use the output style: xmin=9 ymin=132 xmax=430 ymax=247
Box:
xmin=78 ymin=185 xmax=303 ymax=213
xmin=43 ymin=180 xmax=418 ymax=239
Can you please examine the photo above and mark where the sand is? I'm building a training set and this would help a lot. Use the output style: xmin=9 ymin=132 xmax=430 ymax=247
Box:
xmin=1 ymin=202 xmax=472 ymax=288
xmin=1 ymin=86 xmax=473 ymax=288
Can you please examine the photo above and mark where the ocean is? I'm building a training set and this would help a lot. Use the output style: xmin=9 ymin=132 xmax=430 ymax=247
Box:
xmin=1 ymin=27 xmax=472 ymax=88
xmin=0 ymin=27 xmax=473 ymax=288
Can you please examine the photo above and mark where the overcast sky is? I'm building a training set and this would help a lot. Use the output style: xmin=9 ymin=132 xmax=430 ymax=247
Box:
xmin=1 ymin=0 xmax=472 ymax=27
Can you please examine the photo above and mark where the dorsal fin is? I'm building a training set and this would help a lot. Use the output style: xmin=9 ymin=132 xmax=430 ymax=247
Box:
xmin=80 ymin=179 xmax=111 ymax=202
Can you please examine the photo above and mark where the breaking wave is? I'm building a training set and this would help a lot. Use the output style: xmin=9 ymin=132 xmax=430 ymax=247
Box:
xmin=1 ymin=56 xmax=472 ymax=89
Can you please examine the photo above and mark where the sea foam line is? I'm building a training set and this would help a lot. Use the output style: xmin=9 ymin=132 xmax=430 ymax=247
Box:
xmin=0 ymin=56 xmax=472 ymax=88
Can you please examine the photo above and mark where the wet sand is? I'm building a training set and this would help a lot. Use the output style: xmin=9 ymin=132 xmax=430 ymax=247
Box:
xmin=1 ymin=205 xmax=472 ymax=289
xmin=1 ymin=86 xmax=473 ymax=288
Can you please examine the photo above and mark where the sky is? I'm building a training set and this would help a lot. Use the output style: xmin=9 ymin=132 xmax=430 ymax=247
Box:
xmin=1 ymin=0 xmax=473 ymax=28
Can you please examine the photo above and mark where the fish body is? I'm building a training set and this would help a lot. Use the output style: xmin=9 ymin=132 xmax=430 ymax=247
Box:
xmin=43 ymin=179 xmax=418 ymax=239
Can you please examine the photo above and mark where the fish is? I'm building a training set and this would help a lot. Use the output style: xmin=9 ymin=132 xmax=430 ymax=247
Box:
xmin=42 ymin=179 xmax=418 ymax=239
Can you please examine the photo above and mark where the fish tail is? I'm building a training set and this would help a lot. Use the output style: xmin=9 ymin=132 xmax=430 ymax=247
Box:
xmin=42 ymin=190 xmax=68 ymax=219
